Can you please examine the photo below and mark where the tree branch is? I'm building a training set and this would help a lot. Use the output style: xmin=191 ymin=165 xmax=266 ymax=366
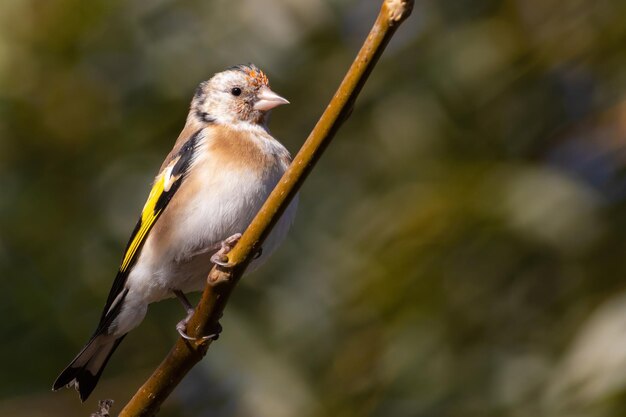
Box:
xmin=118 ymin=1 xmax=413 ymax=415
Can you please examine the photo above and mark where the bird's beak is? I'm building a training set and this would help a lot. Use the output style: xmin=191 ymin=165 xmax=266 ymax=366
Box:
xmin=254 ymin=86 xmax=290 ymax=111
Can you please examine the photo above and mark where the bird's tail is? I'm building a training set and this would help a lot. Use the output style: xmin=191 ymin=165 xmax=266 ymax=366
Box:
xmin=52 ymin=333 xmax=126 ymax=402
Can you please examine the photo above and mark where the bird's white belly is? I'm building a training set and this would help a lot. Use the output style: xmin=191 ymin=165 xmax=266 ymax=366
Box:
xmin=126 ymin=165 xmax=296 ymax=304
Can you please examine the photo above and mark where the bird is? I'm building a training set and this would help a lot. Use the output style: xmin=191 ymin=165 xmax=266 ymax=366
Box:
xmin=52 ymin=64 xmax=298 ymax=401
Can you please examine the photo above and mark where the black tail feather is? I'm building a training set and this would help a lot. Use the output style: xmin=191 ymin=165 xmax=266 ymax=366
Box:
xmin=54 ymin=288 xmax=130 ymax=401
xmin=52 ymin=335 xmax=126 ymax=402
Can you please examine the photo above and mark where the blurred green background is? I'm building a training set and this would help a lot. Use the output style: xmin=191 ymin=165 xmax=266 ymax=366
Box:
xmin=2 ymin=0 xmax=626 ymax=416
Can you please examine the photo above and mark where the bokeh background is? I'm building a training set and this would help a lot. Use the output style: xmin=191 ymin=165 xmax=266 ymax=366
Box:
xmin=2 ymin=0 xmax=626 ymax=416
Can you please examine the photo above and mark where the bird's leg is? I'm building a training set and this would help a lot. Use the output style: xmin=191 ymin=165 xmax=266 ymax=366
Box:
xmin=210 ymin=233 xmax=242 ymax=268
xmin=173 ymin=289 xmax=221 ymax=341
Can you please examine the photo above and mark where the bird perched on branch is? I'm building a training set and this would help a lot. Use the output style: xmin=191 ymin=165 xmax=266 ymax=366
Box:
xmin=52 ymin=64 xmax=297 ymax=401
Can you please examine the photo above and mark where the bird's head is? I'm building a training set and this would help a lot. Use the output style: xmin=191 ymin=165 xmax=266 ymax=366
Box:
xmin=191 ymin=64 xmax=289 ymax=127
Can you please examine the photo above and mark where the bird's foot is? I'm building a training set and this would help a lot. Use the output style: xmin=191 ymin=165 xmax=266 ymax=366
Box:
xmin=173 ymin=289 xmax=221 ymax=342
xmin=176 ymin=312 xmax=222 ymax=342
xmin=210 ymin=233 xmax=242 ymax=268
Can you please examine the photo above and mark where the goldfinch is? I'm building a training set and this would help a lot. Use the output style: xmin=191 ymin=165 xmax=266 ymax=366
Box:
xmin=52 ymin=64 xmax=297 ymax=401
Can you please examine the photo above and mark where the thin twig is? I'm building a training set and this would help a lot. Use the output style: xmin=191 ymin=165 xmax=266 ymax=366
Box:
xmin=90 ymin=399 xmax=114 ymax=417
xmin=118 ymin=1 xmax=413 ymax=415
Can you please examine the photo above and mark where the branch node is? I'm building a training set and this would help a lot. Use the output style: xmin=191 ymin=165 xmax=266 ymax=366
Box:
xmin=207 ymin=269 xmax=231 ymax=286
xmin=384 ymin=0 xmax=414 ymax=24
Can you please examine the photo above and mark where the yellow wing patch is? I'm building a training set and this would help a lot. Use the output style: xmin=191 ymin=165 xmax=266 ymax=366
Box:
xmin=96 ymin=130 xmax=200 ymax=327
xmin=119 ymin=168 xmax=172 ymax=272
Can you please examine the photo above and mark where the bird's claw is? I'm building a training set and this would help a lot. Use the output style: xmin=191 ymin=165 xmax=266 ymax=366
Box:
xmin=210 ymin=256 xmax=233 ymax=268
xmin=210 ymin=233 xmax=242 ymax=268
xmin=176 ymin=317 xmax=222 ymax=342
xmin=173 ymin=289 xmax=221 ymax=342
xmin=177 ymin=326 xmax=218 ymax=342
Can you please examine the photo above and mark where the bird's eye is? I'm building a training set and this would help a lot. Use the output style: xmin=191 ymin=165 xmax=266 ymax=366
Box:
xmin=231 ymin=87 xmax=242 ymax=96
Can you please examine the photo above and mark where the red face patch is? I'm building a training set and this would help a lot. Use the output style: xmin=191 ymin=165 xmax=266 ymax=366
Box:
xmin=245 ymin=68 xmax=269 ymax=88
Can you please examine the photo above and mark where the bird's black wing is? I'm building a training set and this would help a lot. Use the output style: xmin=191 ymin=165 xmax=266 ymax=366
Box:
xmin=96 ymin=129 xmax=203 ymax=330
